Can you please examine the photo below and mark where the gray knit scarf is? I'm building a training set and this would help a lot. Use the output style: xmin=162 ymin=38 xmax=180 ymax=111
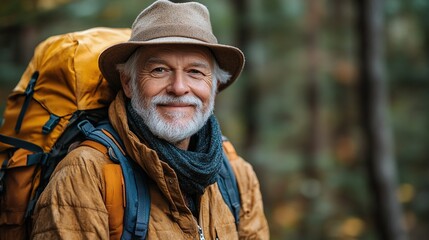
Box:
xmin=126 ymin=101 xmax=224 ymax=196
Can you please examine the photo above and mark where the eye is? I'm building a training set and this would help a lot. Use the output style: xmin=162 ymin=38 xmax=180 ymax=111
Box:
xmin=150 ymin=67 xmax=169 ymax=77
xmin=153 ymin=67 xmax=166 ymax=73
xmin=188 ymin=69 xmax=205 ymax=77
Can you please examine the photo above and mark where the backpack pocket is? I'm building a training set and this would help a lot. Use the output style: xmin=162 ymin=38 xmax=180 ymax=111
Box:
xmin=0 ymin=149 xmax=43 ymax=240
xmin=0 ymin=88 xmax=69 ymax=153
xmin=0 ymin=149 xmax=41 ymax=225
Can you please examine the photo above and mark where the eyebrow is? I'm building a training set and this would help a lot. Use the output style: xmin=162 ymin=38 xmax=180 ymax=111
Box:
xmin=145 ymin=57 xmax=210 ymax=69
xmin=145 ymin=57 xmax=166 ymax=66
xmin=189 ymin=61 xmax=210 ymax=69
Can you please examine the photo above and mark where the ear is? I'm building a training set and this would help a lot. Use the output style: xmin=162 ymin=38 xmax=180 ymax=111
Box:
xmin=120 ymin=71 xmax=132 ymax=98
xmin=214 ymin=77 xmax=221 ymax=94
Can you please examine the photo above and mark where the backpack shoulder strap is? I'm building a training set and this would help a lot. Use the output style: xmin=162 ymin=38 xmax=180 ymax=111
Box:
xmin=218 ymin=137 xmax=241 ymax=229
xmin=80 ymin=139 xmax=125 ymax=239
xmin=77 ymin=120 xmax=149 ymax=240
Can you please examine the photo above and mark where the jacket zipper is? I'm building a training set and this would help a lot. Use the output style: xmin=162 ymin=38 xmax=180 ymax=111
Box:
xmin=197 ymin=224 xmax=206 ymax=240
xmin=196 ymin=197 xmax=205 ymax=240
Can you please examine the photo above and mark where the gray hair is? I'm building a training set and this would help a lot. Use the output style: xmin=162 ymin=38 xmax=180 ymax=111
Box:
xmin=116 ymin=48 xmax=231 ymax=93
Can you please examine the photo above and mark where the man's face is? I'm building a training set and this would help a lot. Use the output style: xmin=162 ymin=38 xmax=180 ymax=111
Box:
xmin=123 ymin=44 xmax=216 ymax=144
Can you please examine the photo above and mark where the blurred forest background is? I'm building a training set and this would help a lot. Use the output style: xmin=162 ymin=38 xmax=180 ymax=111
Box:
xmin=1 ymin=0 xmax=429 ymax=239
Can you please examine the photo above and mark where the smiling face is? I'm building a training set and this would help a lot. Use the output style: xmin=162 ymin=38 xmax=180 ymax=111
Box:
xmin=120 ymin=44 xmax=216 ymax=148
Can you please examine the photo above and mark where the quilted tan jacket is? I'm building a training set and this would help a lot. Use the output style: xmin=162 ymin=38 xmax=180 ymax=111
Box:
xmin=31 ymin=92 xmax=269 ymax=239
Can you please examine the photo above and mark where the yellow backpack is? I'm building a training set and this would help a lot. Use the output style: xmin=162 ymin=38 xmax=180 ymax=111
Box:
xmin=0 ymin=27 xmax=131 ymax=239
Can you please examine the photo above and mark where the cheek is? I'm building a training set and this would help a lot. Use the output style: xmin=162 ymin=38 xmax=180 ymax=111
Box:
xmin=135 ymin=78 xmax=165 ymax=99
xmin=192 ymin=78 xmax=214 ymax=106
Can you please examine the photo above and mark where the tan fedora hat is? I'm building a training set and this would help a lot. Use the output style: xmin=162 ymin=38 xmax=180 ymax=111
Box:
xmin=99 ymin=0 xmax=245 ymax=92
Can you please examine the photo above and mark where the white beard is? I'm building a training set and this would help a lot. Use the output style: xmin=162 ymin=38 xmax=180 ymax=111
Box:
xmin=130 ymin=84 xmax=215 ymax=144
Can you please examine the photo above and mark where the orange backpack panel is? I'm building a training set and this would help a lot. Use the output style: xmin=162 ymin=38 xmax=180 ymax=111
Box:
xmin=0 ymin=27 xmax=131 ymax=239
xmin=0 ymin=27 xmax=130 ymax=151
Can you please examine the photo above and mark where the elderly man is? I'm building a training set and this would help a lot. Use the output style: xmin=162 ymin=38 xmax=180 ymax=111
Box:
xmin=32 ymin=0 xmax=269 ymax=239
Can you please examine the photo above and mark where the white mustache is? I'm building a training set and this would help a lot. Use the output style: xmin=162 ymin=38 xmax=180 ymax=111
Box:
xmin=151 ymin=95 xmax=203 ymax=108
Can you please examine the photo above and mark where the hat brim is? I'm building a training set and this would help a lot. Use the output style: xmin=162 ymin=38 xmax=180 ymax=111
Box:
xmin=98 ymin=37 xmax=245 ymax=92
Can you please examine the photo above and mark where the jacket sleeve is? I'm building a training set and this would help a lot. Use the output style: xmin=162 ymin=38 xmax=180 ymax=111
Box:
xmin=230 ymin=156 xmax=270 ymax=239
xmin=31 ymin=146 xmax=110 ymax=240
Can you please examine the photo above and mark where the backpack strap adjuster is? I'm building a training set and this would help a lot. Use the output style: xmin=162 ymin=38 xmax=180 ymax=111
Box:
xmin=42 ymin=114 xmax=60 ymax=135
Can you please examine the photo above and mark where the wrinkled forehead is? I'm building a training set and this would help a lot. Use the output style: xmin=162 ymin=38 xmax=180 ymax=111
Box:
xmin=135 ymin=44 xmax=214 ymax=67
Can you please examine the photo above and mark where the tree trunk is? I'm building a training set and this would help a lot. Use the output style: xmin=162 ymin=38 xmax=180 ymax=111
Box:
xmin=304 ymin=0 xmax=323 ymax=170
xmin=231 ymin=0 xmax=258 ymax=149
xmin=356 ymin=0 xmax=408 ymax=239
xmin=300 ymin=0 xmax=323 ymax=238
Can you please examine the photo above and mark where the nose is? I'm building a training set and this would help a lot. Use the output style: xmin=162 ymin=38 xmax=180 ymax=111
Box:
xmin=166 ymin=71 xmax=190 ymax=96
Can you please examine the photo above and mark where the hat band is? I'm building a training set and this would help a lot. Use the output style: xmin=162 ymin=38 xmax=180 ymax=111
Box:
xmin=130 ymin=25 xmax=218 ymax=44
